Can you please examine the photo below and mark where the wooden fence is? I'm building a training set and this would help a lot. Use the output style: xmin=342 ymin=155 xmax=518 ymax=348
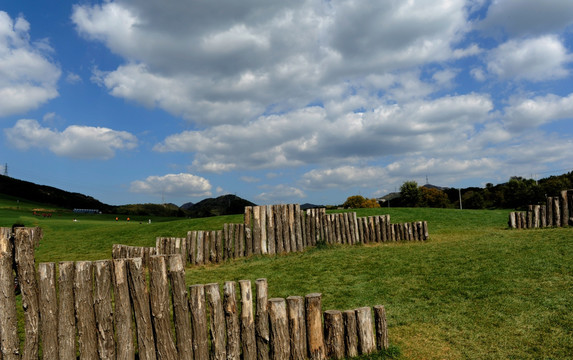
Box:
xmin=1 ymin=227 xmax=390 ymax=359
xmin=113 ymin=205 xmax=429 ymax=267
xmin=508 ymin=189 xmax=573 ymax=229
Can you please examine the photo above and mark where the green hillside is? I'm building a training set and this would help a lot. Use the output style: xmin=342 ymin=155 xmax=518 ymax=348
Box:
xmin=1 ymin=196 xmax=571 ymax=359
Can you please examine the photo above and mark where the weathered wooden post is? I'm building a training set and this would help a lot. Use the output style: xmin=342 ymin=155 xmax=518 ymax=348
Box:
xmin=286 ymin=296 xmax=307 ymax=360
xmin=128 ymin=258 xmax=157 ymax=360
xmin=268 ymin=298 xmax=290 ymax=360
xmin=167 ymin=255 xmax=193 ymax=359
xmin=240 ymin=280 xmax=257 ymax=360
xmin=342 ymin=310 xmax=358 ymax=358
xmin=206 ymin=283 xmax=227 ymax=360
xmin=94 ymin=260 xmax=116 ymax=360
xmin=540 ymin=205 xmax=547 ymax=228
xmin=561 ymin=190 xmax=569 ymax=227
xmin=0 ymin=228 xmax=20 ymax=359
xmin=305 ymin=293 xmax=325 ymax=360
xmin=508 ymin=212 xmax=516 ymax=228
xmin=526 ymin=205 xmax=533 ymax=228
xmin=224 ymin=281 xmax=241 ymax=360
xmin=189 ymin=284 xmax=209 ymax=360
xmin=58 ymin=261 xmax=77 ymax=359
xmin=374 ymin=305 xmax=389 ymax=350
xmin=261 ymin=205 xmax=268 ymax=254
xmin=196 ymin=231 xmax=204 ymax=265
xmin=256 ymin=278 xmax=270 ymax=360
xmin=324 ymin=310 xmax=344 ymax=359
xmin=355 ymin=307 xmax=375 ymax=355
xmin=149 ymin=256 xmax=177 ymax=360
xmin=553 ymin=197 xmax=561 ymax=227
xmin=254 ymin=206 xmax=262 ymax=255
xmin=38 ymin=262 xmax=59 ymax=359
xmin=547 ymin=197 xmax=554 ymax=226
xmin=112 ymin=259 xmax=135 ymax=360
xmin=267 ymin=205 xmax=276 ymax=255
xmin=15 ymin=228 xmax=41 ymax=359
xmin=74 ymin=261 xmax=99 ymax=359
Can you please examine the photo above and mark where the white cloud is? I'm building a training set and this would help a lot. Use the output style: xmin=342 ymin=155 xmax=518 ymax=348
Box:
xmin=130 ymin=173 xmax=212 ymax=197
xmin=5 ymin=119 xmax=137 ymax=159
xmin=155 ymin=94 xmax=493 ymax=172
xmin=486 ymin=36 xmax=570 ymax=81
xmin=0 ymin=12 xmax=60 ymax=117
xmin=72 ymin=0 xmax=475 ymax=126
xmin=478 ymin=0 xmax=573 ymax=37
xmin=300 ymin=166 xmax=388 ymax=190
xmin=503 ymin=93 xmax=573 ymax=131
xmin=255 ymin=184 xmax=306 ymax=204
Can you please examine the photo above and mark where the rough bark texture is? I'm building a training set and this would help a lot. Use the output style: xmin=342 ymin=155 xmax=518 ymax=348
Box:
xmin=268 ymin=298 xmax=290 ymax=360
xmin=355 ymin=307 xmax=375 ymax=355
xmin=342 ymin=310 xmax=358 ymax=358
xmin=206 ymin=283 xmax=227 ymax=360
xmin=324 ymin=310 xmax=344 ymax=359
xmin=168 ymin=255 xmax=193 ymax=360
xmin=190 ymin=284 xmax=209 ymax=360
xmin=149 ymin=256 xmax=177 ymax=360
xmin=240 ymin=280 xmax=257 ymax=360
xmin=305 ymin=293 xmax=325 ymax=360
xmin=74 ymin=261 xmax=99 ymax=360
xmin=255 ymin=278 xmax=270 ymax=360
xmin=93 ymin=260 xmax=116 ymax=360
xmin=14 ymin=228 xmax=40 ymax=360
xmin=58 ymin=261 xmax=77 ymax=360
xmin=374 ymin=305 xmax=389 ymax=350
xmin=286 ymin=296 xmax=307 ymax=360
xmin=128 ymin=258 xmax=157 ymax=360
xmin=0 ymin=228 xmax=20 ymax=359
xmin=112 ymin=259 xmax=135 ymax=360
xmin=38 ymin=262 xmax=59 ymax=359
xmin=224 ymin=281 xmax=241 ymax=360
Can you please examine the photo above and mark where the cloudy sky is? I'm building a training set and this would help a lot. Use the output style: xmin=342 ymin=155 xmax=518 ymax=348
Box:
xmin=1 ymin=0 xmax=573 ymax=206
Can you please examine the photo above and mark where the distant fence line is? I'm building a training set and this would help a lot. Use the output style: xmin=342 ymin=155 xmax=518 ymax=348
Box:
xmin=113 ymin=205 xmax=429 ymax=267
xmin=509 ymin=189 xmax=573 ymax=229
xmin=0 ymin=227 xmax=390 ymax=359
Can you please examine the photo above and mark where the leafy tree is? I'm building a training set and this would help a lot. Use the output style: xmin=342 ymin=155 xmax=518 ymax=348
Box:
xmin=420 ymin=187 xmax=449 ymax=208
xmin=400 ymin=181 xmax=421 ymax=207
xmin=343 ymin=195 xmax=380 ymax=208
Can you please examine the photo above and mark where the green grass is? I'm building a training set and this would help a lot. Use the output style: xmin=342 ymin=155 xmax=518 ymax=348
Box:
xmin=1 ymin=198 xmax=572 ymax=359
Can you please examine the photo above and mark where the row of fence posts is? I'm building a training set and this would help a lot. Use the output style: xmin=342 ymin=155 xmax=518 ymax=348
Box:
xmin=0 ymin=227 xmax=389 ymax=359
xmin=508 ymin=190 xmax=573 ymax=229
xmin=113 ymin=205 xmax=429 ymax=267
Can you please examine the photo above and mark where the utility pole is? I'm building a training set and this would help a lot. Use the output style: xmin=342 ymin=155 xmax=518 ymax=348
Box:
xmin=459 ymin=188 xmax=463 ymax=210
xmin=3 ymin=163 xmax=7 ymax=176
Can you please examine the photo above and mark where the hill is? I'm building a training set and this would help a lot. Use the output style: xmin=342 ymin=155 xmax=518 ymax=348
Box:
xmin=0 ymin=174 xmax=112 ymax=212
xmin=184 ymin=194 xmax=256 ymax=218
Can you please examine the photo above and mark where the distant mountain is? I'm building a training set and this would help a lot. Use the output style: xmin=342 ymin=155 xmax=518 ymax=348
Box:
xmin=180 ymin=201 xmax=194 ymax=210
xmin=0 ymin=174 xmax=112 ymax=212
xmin=300 ymin=203 xmax=324 ymax=210
xmin=184 ymin=194 xmax=256 ymax=218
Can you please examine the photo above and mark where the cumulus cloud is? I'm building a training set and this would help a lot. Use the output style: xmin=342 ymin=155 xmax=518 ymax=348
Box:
xmin=72 ymin=0 xmax=476 ymax=126
xmin=503 ymin=93 xmax=573 ymax=131
xmin=478 ymin=0 xmax=573 ymax=37
xmin=255 ymin=184 xmax=306 ymax=204
xmin=155 ymin=94 xmax=493 ymax=172
xmin=5 ymin=119 xmax=137 ymax=159
xmin=0 ymin=12 xmax=61 ymax=117
xmin=486 ymin=36 xmax=570 ymax=81
xmin=130 ymin=173 xmax=212 ymax=197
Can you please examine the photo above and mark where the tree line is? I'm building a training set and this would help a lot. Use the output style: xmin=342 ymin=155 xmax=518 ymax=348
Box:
xmin=343 ymin=171 xmax=573 ymax=210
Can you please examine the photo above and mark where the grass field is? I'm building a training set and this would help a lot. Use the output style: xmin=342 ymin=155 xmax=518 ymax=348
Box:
xmin=1 ymin=197 xmax=572 ymax=359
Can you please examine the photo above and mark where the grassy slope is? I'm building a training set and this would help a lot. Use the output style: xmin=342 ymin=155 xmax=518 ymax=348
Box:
xmin=1 ymin=197 xmax=572 ymax=359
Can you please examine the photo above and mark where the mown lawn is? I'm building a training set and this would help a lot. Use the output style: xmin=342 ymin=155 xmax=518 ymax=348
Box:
xmin=1 ymin=198 xmax=572 ymax=359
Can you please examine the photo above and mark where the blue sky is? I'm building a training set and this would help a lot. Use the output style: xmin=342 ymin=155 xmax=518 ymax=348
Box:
xmin=1 ymin=0 xmax=573 ymax=206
